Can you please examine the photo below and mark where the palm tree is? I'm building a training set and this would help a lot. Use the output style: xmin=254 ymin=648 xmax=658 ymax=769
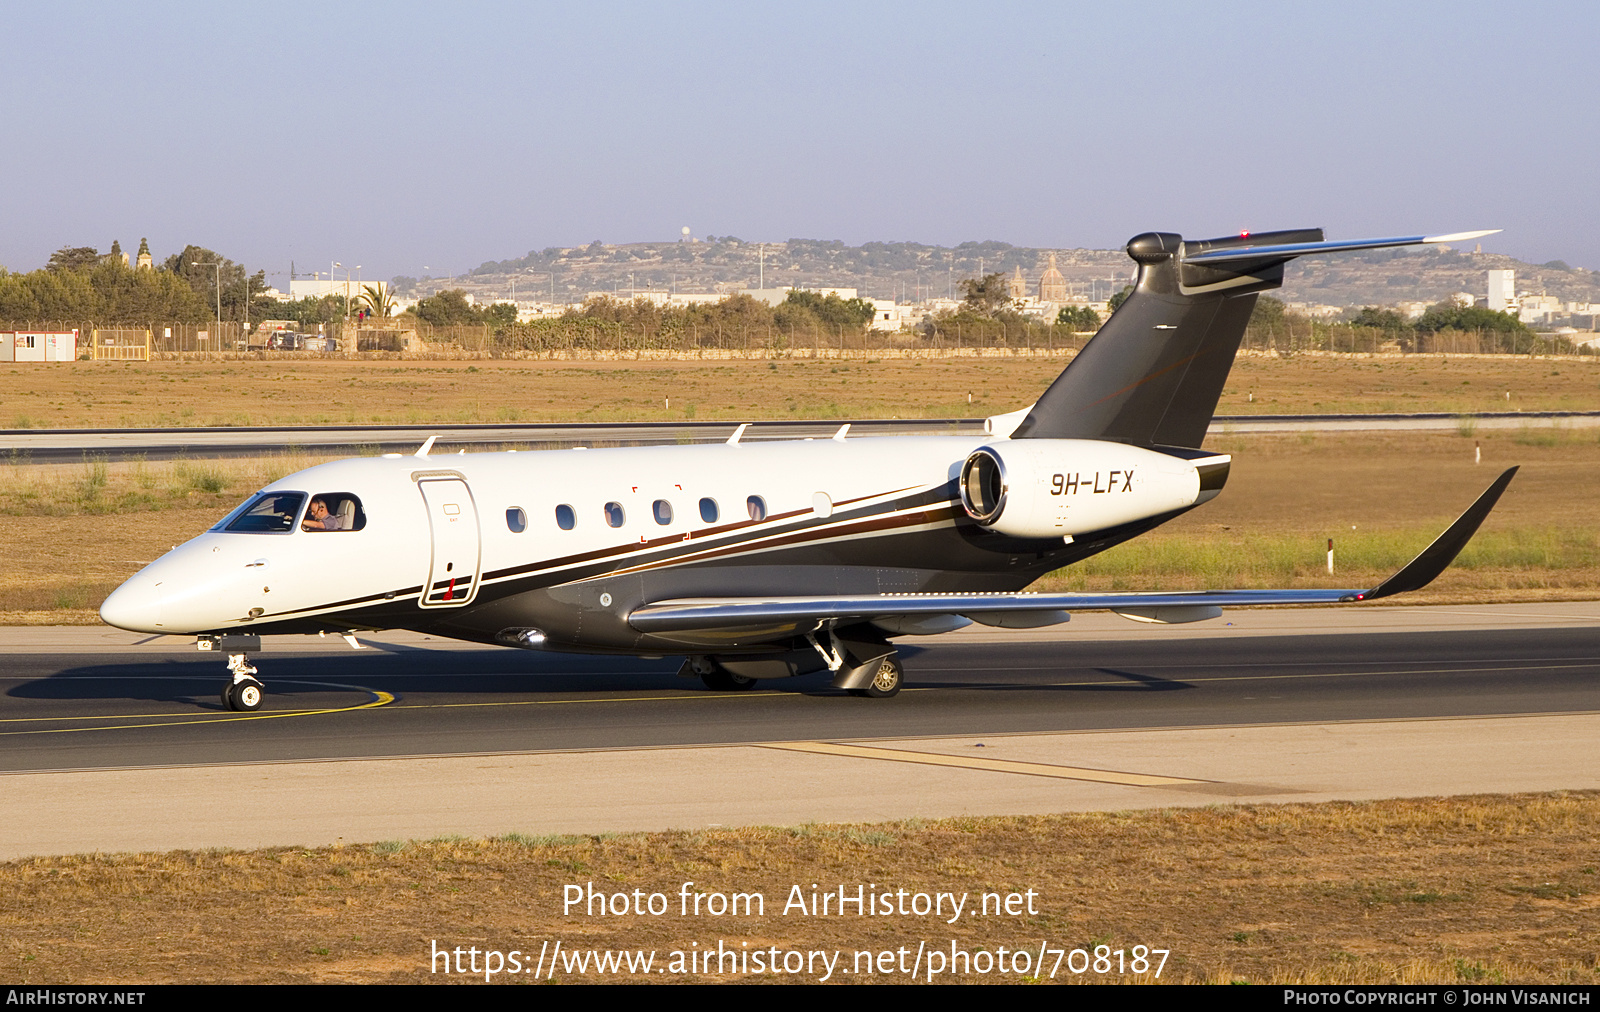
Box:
xmin=360 ymin=283 xmax=396 ymax=318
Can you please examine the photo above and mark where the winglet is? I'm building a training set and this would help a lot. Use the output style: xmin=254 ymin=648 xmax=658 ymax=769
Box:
xmin=414 ymin=435 xmax=436 ymax=457
xmin=1356 ymin=466 xmax=1518 ymax=601
xmin=833 ymin=423 xmax=851 ymax=441
xmin=726 ymin=423 xmax=748 ymax=445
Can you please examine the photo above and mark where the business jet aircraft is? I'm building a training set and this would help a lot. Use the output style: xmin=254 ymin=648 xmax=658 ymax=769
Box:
xmin=101 ymin=227 xmax=1515 ymax=712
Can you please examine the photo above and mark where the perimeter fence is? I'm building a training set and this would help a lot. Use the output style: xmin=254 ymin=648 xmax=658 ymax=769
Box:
xmin=0 ymin=316 xmax=1590 ymax=360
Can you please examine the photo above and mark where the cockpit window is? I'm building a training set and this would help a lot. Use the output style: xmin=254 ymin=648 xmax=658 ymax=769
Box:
xmin=303 ymin=493 xmax=366 ymax=532
xmin=219 ymin=492 xmax=307 ymax=534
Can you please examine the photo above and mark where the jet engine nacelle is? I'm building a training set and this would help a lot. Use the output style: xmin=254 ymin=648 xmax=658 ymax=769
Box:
xmin=959 ymin=439 xmax=1219 ymax=539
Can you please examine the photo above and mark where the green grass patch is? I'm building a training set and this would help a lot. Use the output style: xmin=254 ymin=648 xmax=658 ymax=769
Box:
xmin=1035 ymin=527 xmax=1600 ymax=592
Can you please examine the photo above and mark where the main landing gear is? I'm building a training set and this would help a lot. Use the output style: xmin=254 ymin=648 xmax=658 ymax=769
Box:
xmin=848 ymin=655 xmax=904 ymax=699
xmin=679 ymin=635 xmax=906 ymax=698
xmin=682 ymin=655 xmax=758 ymax=692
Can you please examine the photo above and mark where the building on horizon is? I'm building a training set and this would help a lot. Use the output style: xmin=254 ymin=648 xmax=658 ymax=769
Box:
xmin=1008 ymin=266 xmax=1027 ymax=300
xmin=289 ymin=278 xmax=389 ymax=305
xmin=1037 ymin=253 xmax=1067 ymax=303
xmin=1487 ymin=269 xmax=1516 ymax=313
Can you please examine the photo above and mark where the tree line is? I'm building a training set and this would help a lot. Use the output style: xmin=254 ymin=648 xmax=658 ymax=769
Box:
xmin=0 ymin=241 xmax=278 ymax=326
xmin=1244 ymin=296 xmax=1553 ymax=355
xmin=409 ymin=288 xmax=879 ymax=345
xmin=7 ymin=243 xmax=1563 ymax=358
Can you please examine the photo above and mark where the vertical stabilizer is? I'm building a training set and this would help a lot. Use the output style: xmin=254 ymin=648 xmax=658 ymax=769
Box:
xmin=1011 ymin=228 xmax=1321 ymax=448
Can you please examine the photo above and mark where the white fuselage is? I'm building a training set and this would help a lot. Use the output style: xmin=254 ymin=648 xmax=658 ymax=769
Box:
xmin=99 ymin=434 xmax=1215 ymax=648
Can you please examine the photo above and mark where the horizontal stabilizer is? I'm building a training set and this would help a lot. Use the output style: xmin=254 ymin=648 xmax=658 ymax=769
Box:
xmin=1182 ymin=230 xmax=1500 ymax=265
xmin=1008 ymin=225 xmax=1500 ymax=449
xmin=628 ymin=468 xmax=1516 ymax=635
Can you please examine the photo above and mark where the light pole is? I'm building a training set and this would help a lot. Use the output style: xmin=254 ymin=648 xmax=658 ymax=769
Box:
xmin=189 ymin=260 xmax=222 ymax=340
xmin=342 ymin=265 xmax=360 ymax=319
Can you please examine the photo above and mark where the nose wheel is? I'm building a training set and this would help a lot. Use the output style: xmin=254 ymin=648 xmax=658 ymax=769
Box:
xmin=222 ymin=652 xmax=266 ymax=712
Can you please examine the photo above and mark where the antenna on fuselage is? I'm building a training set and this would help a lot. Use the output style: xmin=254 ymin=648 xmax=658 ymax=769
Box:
xmin=415 ymin=435 xmax=437 ymax=457
xmin=832 ymin=424 xmax=850 ymax=441
xmin=726 ymin=423 xmax=748 ymax=445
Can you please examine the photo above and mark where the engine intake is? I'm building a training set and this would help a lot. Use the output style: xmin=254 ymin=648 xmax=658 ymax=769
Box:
xmin=959 ymin=448 xmax=1007 ymax=523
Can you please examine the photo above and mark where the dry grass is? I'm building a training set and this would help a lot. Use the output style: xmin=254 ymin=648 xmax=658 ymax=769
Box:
xmin=4 ymin=793 xmax=1597 ymax=984
xmin=4 ymin=355 xmax=1599 ymax=621
xmin=0 ymin=454 xmax=335 ymax=620
xmin=3 ymin=354 xmax=1600 ymax=429
xmin=0 ymin=453 xmax=326 ymax=517
xmin=1033 ymin=427 xmax=1600 ymax=600
xmin=3 ymin=430 xmax=1598 ymax=621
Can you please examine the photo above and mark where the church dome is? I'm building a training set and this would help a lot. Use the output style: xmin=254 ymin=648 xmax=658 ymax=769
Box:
xmin=1038 ymin=253 xmax=1066 ymax=302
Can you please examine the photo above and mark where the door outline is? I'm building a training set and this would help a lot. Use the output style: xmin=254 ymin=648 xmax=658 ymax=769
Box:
xmin=417 ymin=477 xmax=482 ymax=608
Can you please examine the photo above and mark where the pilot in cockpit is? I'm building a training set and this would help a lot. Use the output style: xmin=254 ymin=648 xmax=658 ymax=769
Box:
xmin=301 ymin=496 xmax=346 ymax=532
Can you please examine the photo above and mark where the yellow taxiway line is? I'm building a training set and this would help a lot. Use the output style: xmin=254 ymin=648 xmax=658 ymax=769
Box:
xmin=0 ymin=691 xmax=395 ymax=736
xmin=763 ymin=740 xmax=1209 ymax=787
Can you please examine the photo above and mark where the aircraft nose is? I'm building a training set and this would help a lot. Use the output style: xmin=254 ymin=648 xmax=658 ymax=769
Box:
xmin=99 ymin=579 xmax=163 ymax=633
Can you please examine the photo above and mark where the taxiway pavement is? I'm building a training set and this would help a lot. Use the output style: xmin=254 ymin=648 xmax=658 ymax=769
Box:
xmin=1 ymin=602 xmax=1596 ymax=858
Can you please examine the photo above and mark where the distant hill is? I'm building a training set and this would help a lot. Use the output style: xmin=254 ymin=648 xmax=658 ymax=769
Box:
xmin=1281 ymin=245 xmax=1600 ymax=307
xmin=395 ymin=237 xmax=1600 ymax=309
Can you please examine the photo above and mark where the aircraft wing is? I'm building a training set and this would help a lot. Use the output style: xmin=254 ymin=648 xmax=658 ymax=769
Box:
xmin=629 ymin=467 xmax=1516 ymax=635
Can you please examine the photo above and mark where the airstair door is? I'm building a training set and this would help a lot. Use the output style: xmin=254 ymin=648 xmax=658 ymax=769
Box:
xmin=417 ymin=478 xmax=481 ymax=608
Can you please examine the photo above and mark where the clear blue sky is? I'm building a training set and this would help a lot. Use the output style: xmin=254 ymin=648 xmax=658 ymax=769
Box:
xmin=3 ymin=1 xmax=1596 ymax=282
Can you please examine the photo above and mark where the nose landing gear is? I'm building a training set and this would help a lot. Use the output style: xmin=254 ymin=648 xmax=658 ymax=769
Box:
xmin=200 ymin=634 xmax=266 ymax=712
xmin=223 ymin=653 xmax=265 ymax=712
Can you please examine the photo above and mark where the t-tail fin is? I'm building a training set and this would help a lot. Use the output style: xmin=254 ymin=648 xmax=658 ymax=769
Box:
xmin=1011 ymin=227 xmax=1499 ymax=448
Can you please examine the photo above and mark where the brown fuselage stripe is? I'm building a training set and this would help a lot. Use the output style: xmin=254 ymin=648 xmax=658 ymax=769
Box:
xmin=240 ymin=489 xmax=957 ymax=624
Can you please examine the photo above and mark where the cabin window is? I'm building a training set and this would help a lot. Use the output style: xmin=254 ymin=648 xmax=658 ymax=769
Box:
xmin=604 ymin=501 xmax=625 ymax=528
xmin=652 ymin=499 xmax=673 ymax=525
xmin=216 ymin=491 xmax=306 ymax=534
xmin=302 ymin=493 xmax=366 ymax=532
xmin=746 ymin=495 xmax=767 ymax=522
xmin=699 ymin=497 xmax=719 ymax=523
xmin=555 ymin=504 xmax=576 ymax=530
xmin=506 ymin=507 xmax=527 ymax=533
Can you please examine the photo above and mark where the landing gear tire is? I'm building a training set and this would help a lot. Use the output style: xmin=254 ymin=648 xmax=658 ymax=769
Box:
xmin=700 ymin=669 xmax=758 ymax=692
xmin=849 ymin=656 xmax=903 ymax=699
xmin=223 ymin=677 xmax=265 ymax=712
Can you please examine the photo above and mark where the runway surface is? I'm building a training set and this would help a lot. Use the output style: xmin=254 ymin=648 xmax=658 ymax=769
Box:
xmin=1 ymin=603 xmax=1596 ymax=857
xmin=6 ymin=411 xmax=1598 ymax=462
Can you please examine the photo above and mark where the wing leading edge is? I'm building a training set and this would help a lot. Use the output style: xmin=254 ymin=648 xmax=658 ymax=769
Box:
xmin=628 ymin=467 xmax=1517 ymax=635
